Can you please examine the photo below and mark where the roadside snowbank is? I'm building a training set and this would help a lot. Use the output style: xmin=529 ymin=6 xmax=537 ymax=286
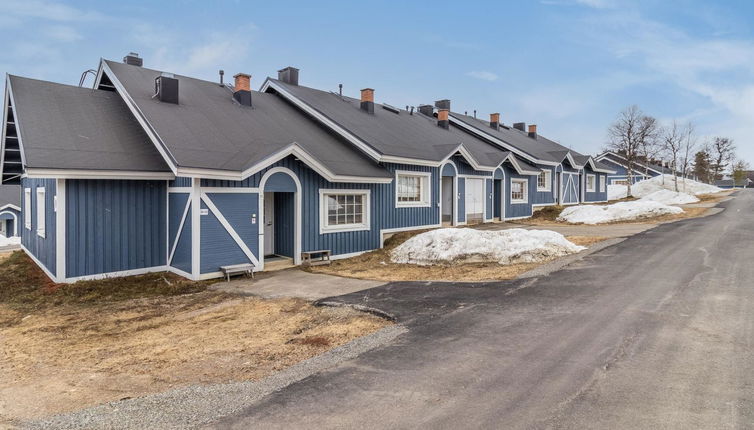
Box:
xmin=639 ymin=189 xmax=699 ymax=205
xmin=390 ymin=228 xmax=585 ymax=266
xmin=0 ymin=235 xmax=20 ymax=247
xmin=608 ymin=175 xmax=723 ymax=200
xmin=557 ymin=201 xmax=683 ymax=225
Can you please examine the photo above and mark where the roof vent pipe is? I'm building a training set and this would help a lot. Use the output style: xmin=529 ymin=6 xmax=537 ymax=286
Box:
xmin=513 ymin=122 xmax=526 ymax=131
xmin=155 ymin=72 xmax=179 ymax=104
xmin=278 ymin=67 xmax=299 ymax=86
xmin=437 ymin=109 xmax=449 ymax=129
xmin=233 ymin=73 xmax=252 ymax=107
xmin=219 ymin=70 xmax=224 ymax=86
xmin=123 ymin=52 xmax=143 ymax=67
xmin=490 ymin=113 xmax=500 ymax=131
xmin=360 ymin=88 xmax=374 ymax=114
xmin=417 ymin=104 xmax=433 ymax=117
xmin=528 ymin=124 xmax=538 ymax=139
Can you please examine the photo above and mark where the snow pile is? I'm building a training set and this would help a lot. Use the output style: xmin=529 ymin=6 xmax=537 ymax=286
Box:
xmin=608 ymin=175 xmax=723 ymax=201
xmin=639 ymin=189 xmax=699 ymax=205
xmin=0 ymin=235 xmax=20 ymax=247
xmin=390 ymin=228 xmax=585 ymax=266
xmin=557 ymin=201 xmax=683 ymax=225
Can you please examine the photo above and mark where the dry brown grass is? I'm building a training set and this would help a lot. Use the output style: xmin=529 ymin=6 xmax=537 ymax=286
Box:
xmin=309 ymin=230 xmax=606 ymax=282
xmin=0 ymin=253 xmax=390 ymax=421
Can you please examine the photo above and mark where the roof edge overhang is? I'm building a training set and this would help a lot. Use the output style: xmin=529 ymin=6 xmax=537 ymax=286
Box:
xmin=24 ymin=168 xmax=175 ymax=180
xmin=0 ymin=203 xmax=20 ymax=212
xmin=438 ymin=143 xmax=497 ymax=173
xmin=1 ymin=76 xmax=29 ymax=184
xmin=585 ymin=156 xmax=617 ymax=174
xmin=448 ymin=114 xmax=558 ymax=166
xmin=178 ymin=142 xmax=393 ymax=183
xmin=596 ymin=151 xmax=663 ymax=175
xmin=95 ymin=60 xmax=180 ymax=175
xmin=504 ymin=154 xmax=543 ymax=176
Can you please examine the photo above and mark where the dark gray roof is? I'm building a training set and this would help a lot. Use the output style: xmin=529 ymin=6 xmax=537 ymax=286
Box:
xmin=599 ymin=152 xmax=672 ymax=174
xmin=104 ymin=61 xmax=390 ymax=178
xmin=0 ymin=184 xmax=20 ymax=207
xmin=267 ymin=79 xmax=506 ymax=168
xmin=450 ymin=113 xmax=586 ymax=164
xmin=7 ymin=75 xmax=169 ymax=172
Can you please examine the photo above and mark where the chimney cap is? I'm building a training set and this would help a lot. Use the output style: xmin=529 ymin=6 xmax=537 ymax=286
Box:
xmin=233 ymin=72 xmax=251 ymax=79
xmin=278 ymin=66 xmax=299 ymax=73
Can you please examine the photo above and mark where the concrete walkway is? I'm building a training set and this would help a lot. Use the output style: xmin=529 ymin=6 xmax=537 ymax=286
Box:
xmin=210 ymin=268 xmax=384 ymax=301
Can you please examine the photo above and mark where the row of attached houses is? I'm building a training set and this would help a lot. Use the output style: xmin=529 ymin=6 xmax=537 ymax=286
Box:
xmin=595 ymin=151 xmax=682 ymax=185
xmin=0 ymin=184 xmax=20 ymax=238
xmin=0 ymin=54 xmax=614 ymax=282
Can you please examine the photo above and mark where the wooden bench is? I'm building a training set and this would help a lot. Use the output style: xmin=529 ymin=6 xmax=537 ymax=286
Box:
xmin=301 ymin=250 xmax=331 ymax=267
xmin=220 ymin=263 xmax=255 ymax=282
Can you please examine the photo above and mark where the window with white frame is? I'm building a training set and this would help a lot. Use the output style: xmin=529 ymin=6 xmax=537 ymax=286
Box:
xmin=612 ymin=179 xmax=628 ymax=185
xmin=24 ymin=188 xmax=31 ymax=229
xmin=586 ymin=174 xmax=596 ymax=192
xmin=319 ymin=189 xmax=370 ymax=233
xmin=537 ymin=169 xmax=551 ymax=191
xmin=395 ymin=171 xmax=431 ymax=207
xmin=599 ymin=175 xmax=606 ymax=192
xmin=36 ymin=188 xmax=46 ymax=238
xmin=511 ymin=179 xmax=528 ymax=203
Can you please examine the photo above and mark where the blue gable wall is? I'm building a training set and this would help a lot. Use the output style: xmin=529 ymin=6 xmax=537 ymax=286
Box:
xmin=66 ymin=179 xmax=167 ymax=278
xmin=502 ymin=164 xmax=534 ymax=219
xmin=600 ymin=159 xmax=651 ymax=184
xmin=20 ymin=177 xmax=56 ymax=275
xmin=584 ymin=166 xmax=608 ymax=202
xmin=532 ymin=165 xmax=556 ymax=206
xmin=202 ymin=156 xmax=440 ymax=257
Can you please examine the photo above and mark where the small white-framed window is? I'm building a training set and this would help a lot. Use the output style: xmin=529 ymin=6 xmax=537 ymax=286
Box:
xmin=319 ymin=189 xmax=371 ymax=234
xmin=395 ymin=171 xmax=431 ymax=207
xmin=511 ymin=179 xmax=528 ymax=203
xmin=537 ymin=169 xmax=551 ymax=191
xmin=24 ymin=188 xmax=31 ymax=229
xmin=599 ymin=175 xmax=606 ymax=192
xmin=612 ymin=179 xmax=628 ymax=186
xmin=586 ymin=174 xmax=596 ymax=192
xmin=36 ymin=187 xmax=46 ymax=238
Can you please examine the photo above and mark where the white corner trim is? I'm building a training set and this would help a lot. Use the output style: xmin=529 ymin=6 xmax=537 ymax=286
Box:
xmin=21 ymin=244 xmax=60 ymax=283
xmin=201 ymin=192 xmax=260 ymax=267
xmin=319 ymin=188 xmax=371 ymax=234
xmin=190 ymin=178 xmax=201 ymax=278
xmin=55 ymin=179 xmax=65 ymax=279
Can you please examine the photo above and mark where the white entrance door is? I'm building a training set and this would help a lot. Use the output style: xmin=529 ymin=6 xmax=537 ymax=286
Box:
xmin=264 ymin=192 xmax=275 ymax=256
xmin=465 ymin=178 xmax=484 ymax=222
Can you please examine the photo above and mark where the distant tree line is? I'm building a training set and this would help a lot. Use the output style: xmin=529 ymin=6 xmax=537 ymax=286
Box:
xmin=605 ymin=105 xmax=748 ymax=195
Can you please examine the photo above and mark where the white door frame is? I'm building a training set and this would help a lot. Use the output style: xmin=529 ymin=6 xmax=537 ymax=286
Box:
xmin=0 ymin=211 xmax=18 ymax=237
xmin=258 ymin=167 xmax=302 ymax=270
xmin=263 ymin=192 xmax=275 ymax=256
xmin=439 ymin=160 xmax=458 ymax=226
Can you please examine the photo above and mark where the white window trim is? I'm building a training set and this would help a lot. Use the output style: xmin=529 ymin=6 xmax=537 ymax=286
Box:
xmin=586 ymin=174 xmax=596 ymax=192
xmin=319 ymin=189 xmax=371 ymax=234
xmin=537 ymin=169 xmax=552 ymax=192
xmin=599 ymin=175 xmax=606 ymax=192
xmin=511 ymin=178 xmax=529 ymax=204
xmin=24 ymin=188 xmax=31 ymax=230
xmin=36 ymin=187 xmax=46 ymax=238
xmin=394 ymin=170 xmax=432 ymax=208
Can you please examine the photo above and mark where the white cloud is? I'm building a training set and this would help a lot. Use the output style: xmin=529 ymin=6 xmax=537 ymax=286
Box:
xmin=2 ymin=0 xmax=105 ymax=22
xmin=466 ymin=71 xmax=498 ymax=82
xmin=43 ymin=25 xmax=83 ymax=42
xmin=540 ymin=0 xmax=615 ymax=9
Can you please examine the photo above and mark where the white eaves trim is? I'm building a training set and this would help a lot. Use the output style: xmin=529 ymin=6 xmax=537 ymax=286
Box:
xmin=24 ymin=168 xmax=175 ymax=180
xmin=596 ymin=151 xmax=658 ymax=175
xmin=505 ymin=154 xmax=541 ymax=176
xmin=563 ymin=152 xmax=584 ymax=170
xmin=0 ymin=203 xmax=20 ymax=212
xmin=96 ymin=60 xmax=179 ymax=175
xmin=585 ymin=157 xmax=617 ymax=174
xmin=1 ymin=77 xmax=28 ymax=179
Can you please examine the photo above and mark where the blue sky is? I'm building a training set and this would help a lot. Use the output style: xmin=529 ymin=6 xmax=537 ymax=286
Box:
xmin=2 ymin=0 xmax=753 ymax=164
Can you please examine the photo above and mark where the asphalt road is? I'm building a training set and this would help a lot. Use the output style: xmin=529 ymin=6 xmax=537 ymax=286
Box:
xmin=214 ymin=191 xmax=753 ymax=429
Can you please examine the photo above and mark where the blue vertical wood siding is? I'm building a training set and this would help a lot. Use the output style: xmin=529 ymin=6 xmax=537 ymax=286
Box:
xmin=273 ymin=192 xmax=295 ymax=257
xmin=168 ymin=192 xmax=192 ymax=273
xmin=20 ymin=177 xmax=56 ymax=274
xmin=199 ymin=192 xmax=259 ymax=274
xmin=171 ymin=202 xmax=192 ymax=274
xmin=170 ymin=177 xmax=192 ymax=187
xmin=66 ymin=180 xmax=167 ymax=278
xmin=503 ymin=164 xmax=534 ymax=219
xmin=584 ymin=167 xmax=608 ymax=202
xmin=200 ymin=200 xmax=251 ymax=273
xmin=201 ymin=156 xmax=440 ymax=257
xmin=532 ymin=165 xmax=556 ymax=205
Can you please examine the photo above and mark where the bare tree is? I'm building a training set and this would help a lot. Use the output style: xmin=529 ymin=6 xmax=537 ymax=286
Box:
xmin=607 ymin=105 xmax=659 ymax=196
xmin=731 ymin=159 xmax=750 ymax=188
xmin=679 ymin=122 xmax=697 ymax=192
xmin=661 ymin=120 xmax=683 ymax=192
xmin=710 ymin=137 xmax=736 ymax=181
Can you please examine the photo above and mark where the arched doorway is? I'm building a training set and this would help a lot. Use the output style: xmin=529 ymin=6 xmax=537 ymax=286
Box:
xmin=440 ymin=161 xmax=457 ymax=226
xmin=259 ymin=167 xmax=302 ymax=269
xmin=493 ymin=167 xmax=505 ymax=221
xmin=0 ymin=210 xmax=18 ymax=237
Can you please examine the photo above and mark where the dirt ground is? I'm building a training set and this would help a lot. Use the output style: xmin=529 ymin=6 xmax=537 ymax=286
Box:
xmin=0 ymin=254 xmax=390 ymax=423
xmin=308 ymin=230 xmax=607 ymax=282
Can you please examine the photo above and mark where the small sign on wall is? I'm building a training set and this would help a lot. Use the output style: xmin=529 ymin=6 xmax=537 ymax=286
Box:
xmin=251 ymin=214 xmax=257 ymax=224
xmin=200 ymin=208 xmax=209 ymax=216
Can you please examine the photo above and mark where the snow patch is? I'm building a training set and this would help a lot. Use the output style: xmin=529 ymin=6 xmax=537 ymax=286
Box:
xmin=557 ymin=201 xmax=683 ymax=225
xmin=608 ymin=175 xmax=723 ymax=201
xmin=390 ymin=228 xmax=585 ymax=266
xmin=639 ymin=189 xmax=699 ymax=205
xmin=0 ymin=235 xmax=20 ymax=247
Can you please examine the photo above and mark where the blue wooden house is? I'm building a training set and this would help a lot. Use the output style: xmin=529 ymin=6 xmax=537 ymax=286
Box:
xmin=0 ymin=185 xmax=20 ymax=238
xmin=595 ymin=151 xmax=675 ymax=185
xmin=1 ymin=54 xmax=613 ymax=282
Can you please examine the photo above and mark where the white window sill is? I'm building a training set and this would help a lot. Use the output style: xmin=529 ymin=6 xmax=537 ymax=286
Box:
xmin=320 ymin=224 xmax=370 ymax=234
xmin=37 ymin=231 xmax=46 ymax=238
xmin=396 ymin=201 xmax=431 ymax=208
xmin=511 ymin=199 xmax=528 ymax=204
xmin=536 ymin=187 xmax=551 ymax=192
